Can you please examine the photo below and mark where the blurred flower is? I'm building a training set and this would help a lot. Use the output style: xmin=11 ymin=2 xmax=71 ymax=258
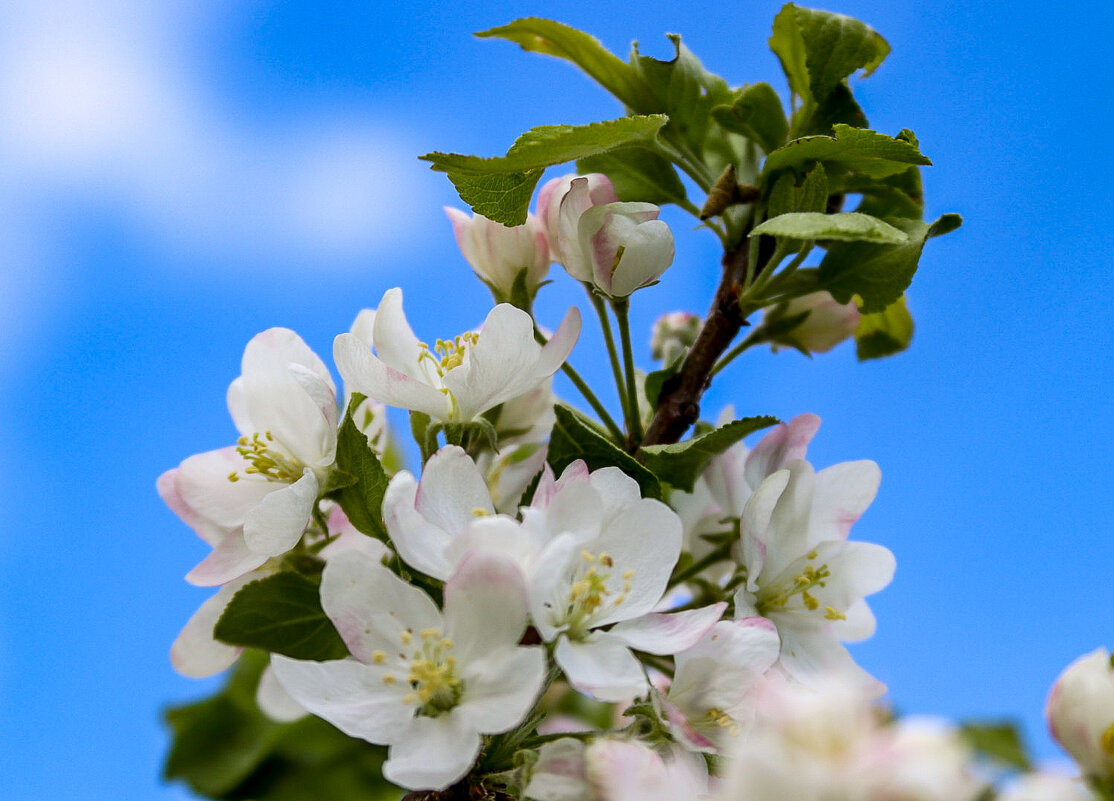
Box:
xmin=650 ymin=311 xmax=700 ymax=365
xmin=767 ymin=291 xmax=860 ymax=354
xmin=445 ymin=207 xmax=550 ymax=304
xmin=1047 ymin=647 xmax=1114 ymax=782
xmin=999 ymin=772 xmax=1096 ymax=801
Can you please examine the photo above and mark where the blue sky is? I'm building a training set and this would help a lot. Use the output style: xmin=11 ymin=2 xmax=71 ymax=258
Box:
xmin=1 ymin=1 xmax=1111 ymax=798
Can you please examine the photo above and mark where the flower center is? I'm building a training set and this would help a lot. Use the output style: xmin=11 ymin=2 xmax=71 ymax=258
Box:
xmin=227 ymin=431 xmax=304 ymax=483
xmin=701 ymin=707 xmax=741 ymax=737
xmin=395 ymin=628 xmax=463 ymax=717
xmin=417 ymin=332 xmax=480 ymax=377
xmin=755 ymin=550 xmax=844 ymax=621
xmin=562 ymin=550 xmax=634 ymax=639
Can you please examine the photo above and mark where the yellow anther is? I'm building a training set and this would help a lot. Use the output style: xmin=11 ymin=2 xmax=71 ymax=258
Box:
xmin=824 ymin=606 xmax=847 ymax=621
xmin=442 ymin=639 xmax=454 ymax=650
xmin=802 ymin=591 xmax=819 ymax=611
xmin=622 ymin=570 xmax=635 ymax=579
xmin=382 ymin=674 xmax=397 ymax=685
xmin=372 ymin=650 xmax=386 ymax=664
xmin=420 ymin=628 xmax=442 ymax=639
xmin=227 ymin=471 xmax=240 ymax=483
xmin=807 ymin=549 xmax=818 ymax=559
xmin=581 ymin=551 xmax=596 ymax=563
xmin=599 ymin=553 xmax=614 ymax=568
xmin=403 ymin=692 xmax=417 ymax=704
xmin=265 ymin=430 xmax=274 ymax=440
xmin=470 ymin=507 xmax=488 ymax=517
xmin=400 ymin=630 xmax=413 ymax=645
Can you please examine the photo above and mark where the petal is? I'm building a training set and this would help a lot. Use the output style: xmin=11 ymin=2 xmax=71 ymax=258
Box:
xmin=320 ymin=549 xmax=441 ymax=661
xmin=806 ymin=540 xmax=896 ymax=611
xmin=170 ymin=581 xmax=247 ymax=677
xmin=333 ymin=333 xmax=449 ymax=418
xmin=555 ymin=634 xmax=647 ymax=702
xmin=809 ymin=460 xmax=881 ymax=543
xmin=175 ymin=447 xmax=275 ymax=533
xmin=607 ymin=603 xmax=726 ymax=655
xmin=185 ymin=529 xmax=268 ymax=587
xmin=744 ymin=413 xmax=821 ymax=489
xmin=383 ymin=470 xmax=455 ymax=580
xmin=271 ymin=654 xmax=415 ymax=741
xmin=529 ymin=534 xmax=581 ymax=641
xmin=775 ymin=619 xmax=886 ymax=697
xmin=443 ymin=515 xmax=541 ymax=577
xmin=256 ymin=664 xmax=307 ymax=722
xmin=414 ymin=446 xmax=495 ymax=533
xmin=526 ymin=739 xmax=589 ymax=801
xmin=669 ymin=618 xmax=780 ymax=713
xmin=457 ymin=645 xmax=546 ymax=733
xmin=242 ymin=470 xmax=318 ymax=556
xmin=286 ymin=362 xmax=339 ymax=466
xmin=369 ymin=287 xmax=426 ymax=380
xmin=608 ymin=219 xmax=674 ymax=297
xmin=761 ymin=460 xmax=816 ymax=580
xmin=383 ymin=713 xmax=481 ymax=791
xmin=443 ymin=551 xmax=530 ymax=661
xmin=534 ymin=306 xmax=582 ymax=379
xmin=740 ymin=469 xmax=790 ymax=590
xmin=158 ymin=467 xmax=226 ymax=546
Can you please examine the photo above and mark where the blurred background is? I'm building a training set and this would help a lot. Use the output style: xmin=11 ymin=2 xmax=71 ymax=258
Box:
xmin=1 ymin=0 xmax=1111 ymax=797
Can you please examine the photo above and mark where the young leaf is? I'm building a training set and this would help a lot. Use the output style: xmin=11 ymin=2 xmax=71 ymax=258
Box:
xmin=770 ymin=4 xmax=890 ymax=105
xmin=819 ymin=213 xmax=962 ymax=312
xmin=767 ymin=163 xmax=829 ymax=217
xmin=846 ymin=165 xmax=924 ymax=220
xmin=958 ymin=721 xmax=1032 ymax=770
xmin=577 ymin=147 xmax=688 ymax=207
xmin=750 ymin=211 xmax=907 ymax=244
xmin=764 ymin=124 xmax=931 ymax=180
xmin=420 ymin=116 xmax=669 ymax=225
xmin=476 ymin=18 xmax=656 ymax=112
xmin=548 ymin=404 xmax=661 ymax=499
xmin=214 ymin=572 xmax=349 ymax=661
xmin=639 ymin=416 xmax=778 ymax=492
xmin=711 ymin=82 xmax=789 ymax=153
xmin=332 ymin=404 xmax=390 ymax=541
xmin=856 ymin=295 xmax=914 ymax=360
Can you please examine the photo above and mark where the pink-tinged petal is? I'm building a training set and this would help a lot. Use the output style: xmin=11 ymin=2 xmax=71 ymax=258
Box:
xmin=529 ymin=463 xmax=561 ymax=509
xmin=369 ymin=287 xmax=426 ymax=379
xmin=443 ymin=551 xmax=530 ymax=661
xmin=534 ymin=306 xmax=581 ymax=378
xmin=809 ymin=460 xmax=881 ymax=542
xmin=176 ymin=447 xmax=276 ymax=532
xmin=170 ymin=581 xmax=246 ymax=677
xmin=333 ymin=333 xmax=449 ymax=418
xmin=444 ymin=515 xmax=541 ymax=577
xmin=745 ymin=413 xmax=821 ymax=489
xmin=526 ymin=738 xmax=589 ymax=801
xmin=256 ymin=664 xmax=307 ymax=723
xmin=242 ymin=470 xmax=318 ymax=557
xmin=537 ymin=479 xmax=605 ymax=543
xmin=158 ymin=467 xmax=226 ymax=546
xmin=608 ymin=603 xmax=726 ymax=655
xmin=740 ymin=469 xmax=789 ymax=590
xmin=661 ymin=695 xmax=720 ymax=752
xmin=702 ymin=441 xmax=749 ymax=516
xmin=445 ymin=206 xmax=476 ymax=262
xmin=185 ymin=530 xmax=268 ymax=587
xmin=383 ymin=470 xmax=454 ymax=580
xmin=270 ymin=655 xmax=414 ymax=741
xmin=443 ymin=304 xmax=541 ymax=420
xmin=320 ymin=550 xmax=440 ymax=661
xmin=457 ymin=645 xmax=546 ymax=732
xmin=669 ymin=618 xmax=780 ymax=718
xmin=383 ymin=713 xmax=481 ymax=791
xmin=414 ymin=446 xmax=494 ymax=533
xmin=555 ymin=633 xmax=647 ymax=702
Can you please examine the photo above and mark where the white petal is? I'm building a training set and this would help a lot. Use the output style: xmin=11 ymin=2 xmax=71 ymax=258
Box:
xmin=226 ymin=376 xmax=253 ymax=436
xmin=383 ymin=470 xmax=455 ymax=580
xmin=443 ymin=515 xmax=541 ymax=579
xmin=775 ymin=619 xmax=886 ymax=697
xmin=256 ymin=664 xmax=307 ymax=723
xmin=669 ymin=617 xmax=780 ymax=714
xmin=458 ymin=646 xmax=546 ymax=733
xmin=807 ymin=540 xmax=896 ymax=611
xmin=533 ymin=306 xmax=582 ymax=378
xmin=762 ymin=460 xmax=816 ymax=579
xmin=526 ymin=739 xmax=589 ymax=801
xmin=744 ymin=413 xmax=820 ymax=489
xmin=415 ymin=446 xmax=494 ymax=533
xmin=809 ymin=460 xmax=881 ymax=543
xmin=242 ymin=470 xmax=318 ymax=556
xmin=443 ymin=552 xmax=529 ymax=661
xmin=333 ymin=333 xmax=449 ymax=418
xmin=370 ymin=288 xmax=426 ymax=380
xmin=176 ymin=447 xmax=275 ymax=533
xmin=608 ymin=604 xmax=726 ymax=655
xmin=555 ymin=634 xmax=647 ymax=702
xmin=528 ymin=534 xmax=580 ymax=641
xmin=185 ymin=530 xmax=268 ymax=587
xmin=585 ymin=466 xmax=643 ymax=524
xmin=286 ymin=362 xmax=339 ymax=466
xmin=157 ymin=467 xmax=227 ymax=546
xmin=833 ymin=598 xmax=877 ymax=643
xmin=608 ymin=219 xmax=674 ymax=297
xmin=170 ymin=582 xmax=246 ymax=677
xmin=320 ymin=550 xmax=441 ymax=661
xmin=383 ymin=713 xmax=481 ymax=791
xmin=740 ymin=469 xmax=790 ymax=590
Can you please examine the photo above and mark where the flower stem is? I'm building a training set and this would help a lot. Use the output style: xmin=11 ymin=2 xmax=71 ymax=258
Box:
xmin=611 ymin=298 xmax=643 ymax=447
xmin=588 ymin=289 xmax=629 ymax=423
xmin=533 ymin=324 xmax=624 ymax=443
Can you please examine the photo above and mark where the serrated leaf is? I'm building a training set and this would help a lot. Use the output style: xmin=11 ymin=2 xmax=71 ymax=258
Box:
xmin=751 ymin=211 xmax=907 ymax=244
xmin=577 ymin=147 xmax=687 ymax=206
xmin=711 ymin=82 xmax=789 ymax=154
xmin=768 ymin=162 xmax=829 ymax=218
xmin=856 ymin=295 xmax=914 ymax=360
xmin=764 ymin=124 xmax=931 ymax=180
xmin=770 ymin=4 xmax=890 ymax=104
xmin=476 ymin=18 xmax=656 ymax=111
xmin=548 ymin=404 xmax=660 ymax=499
xmin=214 ymin=572 xmax=348 ymax=661
xmin=819 ymin=213 xmax=961 ymax=312
xmin=799 ymin=82 xmax=870 ymax=136
xmin=639 ymin=416 xmax=778 ymax=492
xmin=331 ymin=404 xmax=390 ymax=541
xmin=421 ymin=116 xmax=669 ymax=225
xmin=959 ymin=721 xmax=1032 ymax=770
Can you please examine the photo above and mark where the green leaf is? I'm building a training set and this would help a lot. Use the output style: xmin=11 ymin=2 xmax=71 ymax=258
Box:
xmin=331 ymin=403 xmax=390 ymax=541
xmin=214 ymin=572 xmax=348 ymax=661
xmin=770 ymin=4 xmax=890 ymax=104
xmin=577 ymin=147 xmax=687 ymax=206
xmin=846 ymin=165 xmax=924 ymax=220
xmin=548 ymin=404 xmax=661 ymax=499
xmin=638 ymin=416 xmax=778 ymax=492
xmin=819 ymin=213 xmax=962 ymax=312
xmin=958 ymin=721 xmax=1032 ymax=770
xmin=856 ymin=295 xmax=914 ymax=360
xmin=764 ymin=124 xmax=931 ymax=180
xmin=476 ymin=18 xmax=657 ymax=111
xmin=767 ymin=162 xmax=829 ymax=218
xmin=799 ymin=83 xmax=869 ymax=136
xmin=751 ymin=211 xmax=907 ymax=244
xmin=711 ymin=82 xmax=789 ymax=153
xmin=421 ymin=115 xmax=669 ymax=225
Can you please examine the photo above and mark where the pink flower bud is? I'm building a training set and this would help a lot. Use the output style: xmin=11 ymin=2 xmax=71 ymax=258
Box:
xmin=1046 ymin=648 xmax=1114 ymax=781
xmin=770 ymin=291 xmax=860 ymax=354
xmin=577 ymin=201 xmax=675 ymax=298
xmin=536 ymin=173 xmax=616 ymax=280
xmin=444 ymin=207 xmax=549 ymax=301
xmin=651 ymin=311 xmax=700 ymax=364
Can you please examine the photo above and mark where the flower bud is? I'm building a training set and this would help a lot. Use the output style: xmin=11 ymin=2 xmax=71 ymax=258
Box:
xmin=577 ymin=201 xmax=674 ymax=298
xmin=651 ymin=311 xmax=701 ymax=364
xmin=1046 ymin=648 xmax=1114 ymax=781
xmin=444 ymin=207 xmax=549 ymax=304
xmin=536 ymin=173 xmax=617 ymax=276
xmin=768 ymin=291 xmax=860 ymax=354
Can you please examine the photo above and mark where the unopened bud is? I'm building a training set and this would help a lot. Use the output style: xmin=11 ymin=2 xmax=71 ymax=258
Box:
xmin=577 ymin=202 xmax=674 ymax=298
xmin=537 ymin=173 xmax=617 ymax=274
xmin=768 ymin=291 xmax=859 ymax=354
xmin=651 ymin=312 xmax=700 ymax=364
xmin=1047 ymin=648 xmax=1114 ymax=782
xmin=445 ymin=207 xmax=549 ymax=304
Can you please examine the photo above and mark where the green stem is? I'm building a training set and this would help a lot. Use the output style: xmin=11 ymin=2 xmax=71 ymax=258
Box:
xmin=588 ymin=290 xmax=629 ymax=421
xmin=533 ymin=324 xmax=624 ymax=443
xmin=668 ymin=544 xmax=733 ymax=589
xmin=711 ymin=330 xmax=763 ymax=377
xmin=611 ymin=298 xmax=643 ymax=447
xmin=748 ymin=241 xmax=813 ymax=302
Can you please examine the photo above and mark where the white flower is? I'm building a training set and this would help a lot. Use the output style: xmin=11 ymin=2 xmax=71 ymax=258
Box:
xmin=445 ymin=207 xmax=550 ymax=301
xmin=577 ymin=201 xmax=674 ymax=298
xmin=767 ymin=291 xmax=860 ymax=354
xmin=662 ymin=617 xmax=781 ymax=753
xmin=1046 ymin=648 xmax=1114 ymax=781
xmin=527 ymin=738 xmax=708 ymax=801
xmin=333 ymin=287 xmax=580 ymax=425
xmin=999 ymin=772 xmax=1096 ymax=801
xmin=537 ymin=173 xmax=617 ymax=277
xmin=272 ymin=549 xmax=546 ymax=791
xmin=159 ymin=327 xmax=338 ymax=588
xmin=732 ymin=457 xmax=894 ymax=695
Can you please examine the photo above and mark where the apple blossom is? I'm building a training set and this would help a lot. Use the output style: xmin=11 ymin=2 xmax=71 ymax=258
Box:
xmin=445 ymin=207 xmax=550 ymax=303
xmin=537 ymin=173 xmax=618 ymax=277
xmin=272 ymin=549 xmax=546 ymax=791
xmin=1047 ymin=648 xmax=1114 ymax=782
xmin=576 ymin=201 xmax=675 ymax=298
xmin=766 ymin=290 xmax=860 ymax=354
xmin=333 ymin=287 xmax=580 ymax=425
xmin=650 ymin=311 xmax=701 ymax=365
xmin=527 ymin=738 xmax=708 ymax=801
xmin=999 ymin=772 xmax=1096 ymax=801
